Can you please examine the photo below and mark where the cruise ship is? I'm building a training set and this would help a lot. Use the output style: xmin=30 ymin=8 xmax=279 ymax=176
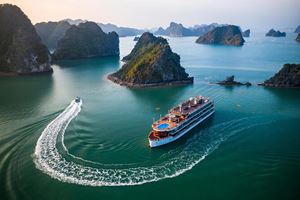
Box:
xmin=148 ymin=96 xmax=214 ymax=147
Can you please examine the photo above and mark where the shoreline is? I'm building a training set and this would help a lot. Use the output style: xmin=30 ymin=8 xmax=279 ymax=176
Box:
xmin=107 ymin=74 xmax=194 ymax=88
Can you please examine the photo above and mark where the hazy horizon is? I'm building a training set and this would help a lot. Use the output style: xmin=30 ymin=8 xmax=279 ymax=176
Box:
xmin=2 ymin=0 xmax=300 ymax=31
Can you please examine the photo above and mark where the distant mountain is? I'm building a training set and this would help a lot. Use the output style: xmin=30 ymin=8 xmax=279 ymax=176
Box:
xmin=97 ymin=23 xmax=144 ymax=37
xmin=154 ymin=22 xmax=220 ymax=37
xmin=265 ymin=29 xmax=286 ymax=37
xmin=242 ymin=29 xmax=250 ymax=37
xmin=52 ymin=22 xmax=119 ymax=60
xmin=35 ymin=21 xmax=71 ymax=49
xmin=155 ymin=27 xmax=167 ymax=35
xmin=108 ymin=32 xmax=193 ymax=87
xmin=196 ymin=25 xmax=245 ymax=46
xmin=166 ymin=22 xmax=194 ymax=37
xmin=63 ymin=19 xmax=144 ymax=37
xmin=63 ymin=18 xmax=87 ymax=25
xmin=190 ymin=23 xmax=221 ymax=36
xmin=295 ymin=25 xmax=300 ymax=33
xmin=0 ymin=4 xmax=52 ymax=75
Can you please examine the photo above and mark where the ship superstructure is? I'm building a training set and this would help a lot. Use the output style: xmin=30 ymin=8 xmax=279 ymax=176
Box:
xmin=148 ymin=96 xmax=214 ymax=147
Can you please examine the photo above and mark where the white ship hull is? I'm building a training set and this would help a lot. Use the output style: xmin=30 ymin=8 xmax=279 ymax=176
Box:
xmin=149 ymin=108 xmax=214 ymax=148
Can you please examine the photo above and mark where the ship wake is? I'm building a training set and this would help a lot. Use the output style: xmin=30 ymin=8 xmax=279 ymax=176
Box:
xmin=33 ymin=100 xmax=272 ymax=186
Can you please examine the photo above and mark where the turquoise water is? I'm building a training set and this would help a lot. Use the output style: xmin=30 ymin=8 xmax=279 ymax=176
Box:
xmin=0 ymin=33 xmax=300 ymax=199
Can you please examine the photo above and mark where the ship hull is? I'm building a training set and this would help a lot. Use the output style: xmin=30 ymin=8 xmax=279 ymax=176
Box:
xmin=149 ymin=108 xmax=214 ymax=148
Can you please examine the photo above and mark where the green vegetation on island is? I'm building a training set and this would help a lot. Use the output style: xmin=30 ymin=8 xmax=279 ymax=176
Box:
xmin=52 ymin=21 xmax=119 ymax=60
xmin=108 ymin=32 xmax=193 ymax=87
xmin=0 ymin=4 xmax=52 ymax=75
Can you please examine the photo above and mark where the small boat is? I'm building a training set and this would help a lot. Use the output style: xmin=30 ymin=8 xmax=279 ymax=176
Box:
xmin=148 ymin=96 xmax=214 ymax=148
xmin=75 ymin=96 xmax=81 ymax=103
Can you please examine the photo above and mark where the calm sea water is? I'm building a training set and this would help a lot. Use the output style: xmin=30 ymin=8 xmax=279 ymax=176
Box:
xmin=1 ymin=33 xmax=300 ymax=200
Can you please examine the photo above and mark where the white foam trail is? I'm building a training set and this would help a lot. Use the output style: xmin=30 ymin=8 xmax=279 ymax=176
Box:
xmin=34 ymin=100 xmax=272 ymax=187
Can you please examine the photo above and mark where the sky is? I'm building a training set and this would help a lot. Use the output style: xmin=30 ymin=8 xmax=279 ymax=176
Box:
xmin=2 ymin=0 xmax=300 ymax=31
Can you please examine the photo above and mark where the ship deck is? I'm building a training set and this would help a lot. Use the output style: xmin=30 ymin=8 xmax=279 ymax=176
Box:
xmin=152 ymin=96 xmax=210 ymax=132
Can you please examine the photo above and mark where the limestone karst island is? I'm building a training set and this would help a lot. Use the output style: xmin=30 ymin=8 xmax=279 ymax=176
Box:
xmin=0 ymin=1 xmax=300 ymax=200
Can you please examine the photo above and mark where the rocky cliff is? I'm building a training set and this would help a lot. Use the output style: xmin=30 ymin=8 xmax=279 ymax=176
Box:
xmin=196 ymin=25 xmax=245 ymax=46
xmin=108 ymin=32 xmax=193 ymax=87
xmin=260 ymin=64 xmax=300 ymax=88
xmin=265 ymin=29 xmax=286 ymax=37
xmin=0 ymin=4 xmax=52 ymax=75
xmin=52 ymin=21 xmax=119 ymax=60
xmin=35 ymin=21 xmax=71 ymax=50
xmin=217 ymin=75 xmax=251 ymax=86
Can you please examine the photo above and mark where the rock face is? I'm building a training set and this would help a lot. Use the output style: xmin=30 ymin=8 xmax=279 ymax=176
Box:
xmin=154 ymin=22 xmax=219 ymax=37
xmin=196 ymin=25 xmax=245 ymax=46
xmin=265 ymin=29 xmax=286 ymax=37
xmin=260 ymin=64 xmax=300 ymax=88
xmin=217 ymin=75 xmax=251 ymax=86
xmin=296 ymin=33 xmax=300 ymax=43
xmin=35 ymin=21 xmax=71 ymax=49
xmin=294 ymin=25 xmax=300 ymax=33
xmin=0 ymin=4 xmax=52 ymax=75
xmin=52 ymin=22 xmax=119 ymax=60
xmin=108 ymin=32 xmax=193 ymax=87
xmin=242 ymin=29 xmax=250 ymax=37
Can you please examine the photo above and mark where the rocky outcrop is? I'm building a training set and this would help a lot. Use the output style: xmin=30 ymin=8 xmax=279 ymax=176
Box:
xmin=154 ymin=22 xmax=219 ymax=37
xmin=217 ymin=75 xmax=251 ymax=86
xmin=259 ymin=64 xmax=300 ymax=88
xmin=296 ymin=33 xmax=300 ymax=43
xmin=133 ymin=36 xmax=140 ymax=41
xmin=294 ymin=25 xmax=300 ymax=33
xmin=196 ymin=25 xmax=245 ymax=46
xmin=265 ymin=29 xmax=286 ymax=37
xmin=52 ymin=21 xmax=119 ymax=60
xmin=0 ymin=4 xmax=52 ymax=75
xmin=108 ymin=32 xmax=193 ymax=87
xmin=242 ymin=29 xmax=250 ymax=37
xmin=35 ymin=21 xmax=71 ymax=49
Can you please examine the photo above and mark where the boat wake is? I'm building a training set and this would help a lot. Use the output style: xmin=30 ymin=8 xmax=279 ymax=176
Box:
xmin=33 ymin=100 xmax=272 ymax=186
